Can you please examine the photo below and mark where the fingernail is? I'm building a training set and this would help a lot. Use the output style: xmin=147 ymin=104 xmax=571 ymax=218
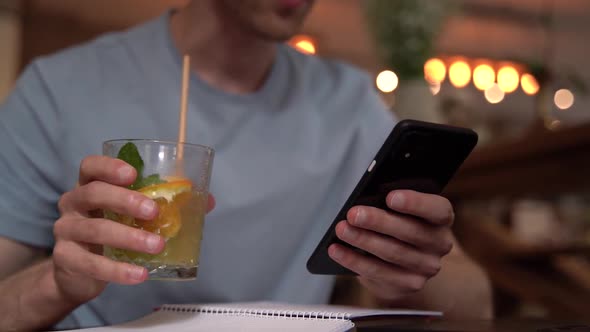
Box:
xmin=128 ymin=266 xmax=146 ymax=281
xmin=118 ymin=166 xmax=134 ymax=181
xmin=146 ymin=234 xmax=162 ymax=253
xmin=330 ymin=246 xmax=343 ymax=261
xmin=389 ymin=192 xmax=405 ymax=209
xmin=342 ymin=224 xmax=357 ymax=240
xmin=354 ymin=208 xmax=366 ymax=226
xmin=140 ymin=200 xmax=156 ymax=218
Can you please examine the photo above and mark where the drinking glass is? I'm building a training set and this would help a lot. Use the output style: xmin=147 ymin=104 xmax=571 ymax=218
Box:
xmin=102 ymin=139 xmax=214 ymax=280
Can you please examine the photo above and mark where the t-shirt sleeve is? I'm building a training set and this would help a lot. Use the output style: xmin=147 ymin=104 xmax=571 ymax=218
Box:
xmin=0 ymin=62 xmax=64 ymax=248
xmin=357 ymin=73 xmax=397 ymax=154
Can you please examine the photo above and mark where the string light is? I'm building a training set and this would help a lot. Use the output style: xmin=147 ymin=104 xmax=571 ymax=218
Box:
xmin=376 ymin=70 xmax=399 ymax=93
xmin=421 ymin=57 xmax=543 ymax=104
xmin=554 ymin=89 xmax=574 ymax=110
xmin=424 ymin=58 xmax=446 ymax=84
xmin=449 ymin=61 xmax=471 ymax=88
xmin=473 ymin=64 xmax=495 ymax=91
xmin=497 ymin=66 xmax=519 ymax=93
xmin=520 ymin=74 xmax=540 ymax=95
xmin=484 ymin=84 xmax=505 ymax=104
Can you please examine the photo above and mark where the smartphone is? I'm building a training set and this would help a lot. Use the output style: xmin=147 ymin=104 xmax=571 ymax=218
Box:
xmin=306 ymin=119 xmax=478 ymax=275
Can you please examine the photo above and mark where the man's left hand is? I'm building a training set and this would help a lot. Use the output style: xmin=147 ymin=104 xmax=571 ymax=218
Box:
xmin=328 ymin=189 xmax=454 ymax=301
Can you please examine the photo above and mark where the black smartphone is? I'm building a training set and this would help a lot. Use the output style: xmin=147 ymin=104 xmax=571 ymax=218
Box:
xmin=306 ymin=119 xmax=478 ymax=275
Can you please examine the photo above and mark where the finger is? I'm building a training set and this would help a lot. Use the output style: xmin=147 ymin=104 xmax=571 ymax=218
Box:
xmin=386 ymin=190 xmax=454 ymax=226
xmin=328 ymin=243 xmax=428 ymax=294
xmin=79 ymin=155 xmax=137 ymax=186
xmin=335 ymin=221 xmax=441 ymax=277
xmin=207 ymin=193 xmax=215 ymax=213
xmin=59 ymin=181 xmax=158 ymax=220
xmin=347 ymin=207 xmax=453 ymax=256
xmin=53 ymin=241 xmax=148 ymax=285
xmin=54 ymin=217 xmax=165 ymax=254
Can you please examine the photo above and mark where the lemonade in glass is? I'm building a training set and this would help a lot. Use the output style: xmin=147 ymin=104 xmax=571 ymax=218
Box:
xmin=102 ymin=140 xmax=214 ymax=280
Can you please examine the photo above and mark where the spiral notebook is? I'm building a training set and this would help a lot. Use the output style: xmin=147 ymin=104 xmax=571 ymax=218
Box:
xmin=73 ymin=302 xmax=442 ymax=332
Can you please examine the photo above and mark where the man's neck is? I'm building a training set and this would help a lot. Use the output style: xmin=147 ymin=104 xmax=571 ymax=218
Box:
xmin=170 ymin=1 xmax=277 ymax=95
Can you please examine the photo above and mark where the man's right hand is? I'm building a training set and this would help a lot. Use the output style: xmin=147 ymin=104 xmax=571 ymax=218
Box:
xmin=0 ymin=156 xmax=215 ymax=330
xmin=51 ymin=155 xmax=165 ymax=304
xmin=53 ymin=156 xmax=165 ymax=303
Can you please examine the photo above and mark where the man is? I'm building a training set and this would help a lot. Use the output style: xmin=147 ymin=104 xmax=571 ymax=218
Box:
xmin=0 ymin=0 xmax=492 ymax=330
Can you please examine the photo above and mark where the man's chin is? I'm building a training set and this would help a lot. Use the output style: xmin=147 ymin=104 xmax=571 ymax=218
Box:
xmin=266 ymin=33 xmax=298 ymax=43
xmin=255 ymin=23 xmax=304 ymax=42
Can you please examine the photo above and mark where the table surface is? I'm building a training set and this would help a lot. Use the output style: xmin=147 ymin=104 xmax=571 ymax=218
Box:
xmin=357 ymin=319 xmax=590 ymax=332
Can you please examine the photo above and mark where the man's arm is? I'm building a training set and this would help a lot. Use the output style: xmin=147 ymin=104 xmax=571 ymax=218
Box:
xmin=328 ymin=190 xmax=494 ymax=319
xmin=0 ymin=157 xmax=160 ymax=331
xmin=0 ymin=156 xmax=216 ymax=331
xmin=332 ymin=241 xmax=493 ymax=319
xmin=0 ymin=237 xmax=78 ymax=331
xmin=376 ymin=241 xmax=493 ymax=319
xmin=0 ymin=258 xmax=80 ymax=331
xmin=0 ymin=237 xmax=44 ymax=280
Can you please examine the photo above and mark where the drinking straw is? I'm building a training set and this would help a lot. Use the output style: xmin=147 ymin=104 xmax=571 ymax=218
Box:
xmin=177 ymin=55 xmax=190 ymax=162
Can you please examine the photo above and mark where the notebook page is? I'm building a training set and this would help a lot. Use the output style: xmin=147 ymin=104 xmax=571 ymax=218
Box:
xmin=72 ymin=309 xmax=354 ymax=332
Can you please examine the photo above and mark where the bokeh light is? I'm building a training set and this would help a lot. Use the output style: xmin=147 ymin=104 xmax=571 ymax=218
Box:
xmin=289 ymin=35 xmax=316 ymax=55
xmin=520 ymin=73 xmax=540 ymax=95
xmin=484 ymin=83 xmax=505 ymax=104
xmin=376 ymin=70 xmax=399 ymax=93
xmin=497 ymin=66 xmax=519 ymax=93
xmin=554 ymin=89 xmax=575 ymax=110
xmin=424 ymin=58 xmax=446 ymax=84
xmin=473 ymin=64 xmax=495 ymax=91
xmin=449 ymin=61 xmax=471 ymax=88
xmin=546 ymin=119 xmax=561 ymax=131
xmin=429 ymin=83 xmax=441 ymax=95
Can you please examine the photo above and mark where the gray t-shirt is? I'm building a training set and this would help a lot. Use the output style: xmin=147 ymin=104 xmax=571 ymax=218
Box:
xmin=0 ymin=14 xmax=394 ymax=328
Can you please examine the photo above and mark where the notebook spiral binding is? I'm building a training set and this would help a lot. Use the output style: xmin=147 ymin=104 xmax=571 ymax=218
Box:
xmin=160 ymin=305 xmax=352 ymax=320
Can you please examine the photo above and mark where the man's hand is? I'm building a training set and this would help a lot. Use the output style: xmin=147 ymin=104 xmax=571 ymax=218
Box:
xmin=328 ymin=189 xmax=454 ymax=301
xmin=52 ymin=155 xmax=214 ymax=305
xmin=0 ymin=155 xmax=216 ymax=331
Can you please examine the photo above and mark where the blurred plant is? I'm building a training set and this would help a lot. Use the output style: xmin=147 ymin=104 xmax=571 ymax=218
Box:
xmin=365 ymin=0 xmax=451 ymax=80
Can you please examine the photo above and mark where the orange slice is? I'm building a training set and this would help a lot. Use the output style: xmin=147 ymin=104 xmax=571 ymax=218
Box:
xmin=138 ymin=179 xmax=193 ymax=201
xmin=136 ymin=179 xmax=193 ymax=239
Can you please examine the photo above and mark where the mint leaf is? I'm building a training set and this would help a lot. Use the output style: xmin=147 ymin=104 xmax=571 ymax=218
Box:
xmin=135 ymin=174 xmax=166 ymax=189
xmin=116 ymin=142 xmax=144 ymax=190
xmin=117 ymin=142 xmax=144 ymax=174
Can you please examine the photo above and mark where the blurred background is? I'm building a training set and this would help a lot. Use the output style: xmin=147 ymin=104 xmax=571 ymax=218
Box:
xmin=1 ymin=0 xmax=590 ymax=320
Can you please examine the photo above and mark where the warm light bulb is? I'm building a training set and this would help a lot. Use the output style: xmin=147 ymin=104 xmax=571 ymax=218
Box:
xmin=473 ymin=64 xmax=495 ymax=91
xmin=376 ymin=70 xmax=399 ymax=93
xmin=484 ymin=84 xmax=505 ymax=104
xmin=521 ymin=74 xmax=540 ymax=95
xmin=449 ymin=61 xmax=471 ymax=88
xmin=424 ymin=58 xmax=446 ymax=84
xmin=289 ymin=35 xmax=317 ymax=55
xmin=295 ymin=40 xmax=316 ymax=55
xmin=554 ymin=89 xmax=574 ymax=110
xmin=497 ymin=66 xmax=519 ymax=93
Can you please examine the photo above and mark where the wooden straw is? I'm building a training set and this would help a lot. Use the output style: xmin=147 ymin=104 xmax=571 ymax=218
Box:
xmin=177 ymin=55 xmax=190 ymax=162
